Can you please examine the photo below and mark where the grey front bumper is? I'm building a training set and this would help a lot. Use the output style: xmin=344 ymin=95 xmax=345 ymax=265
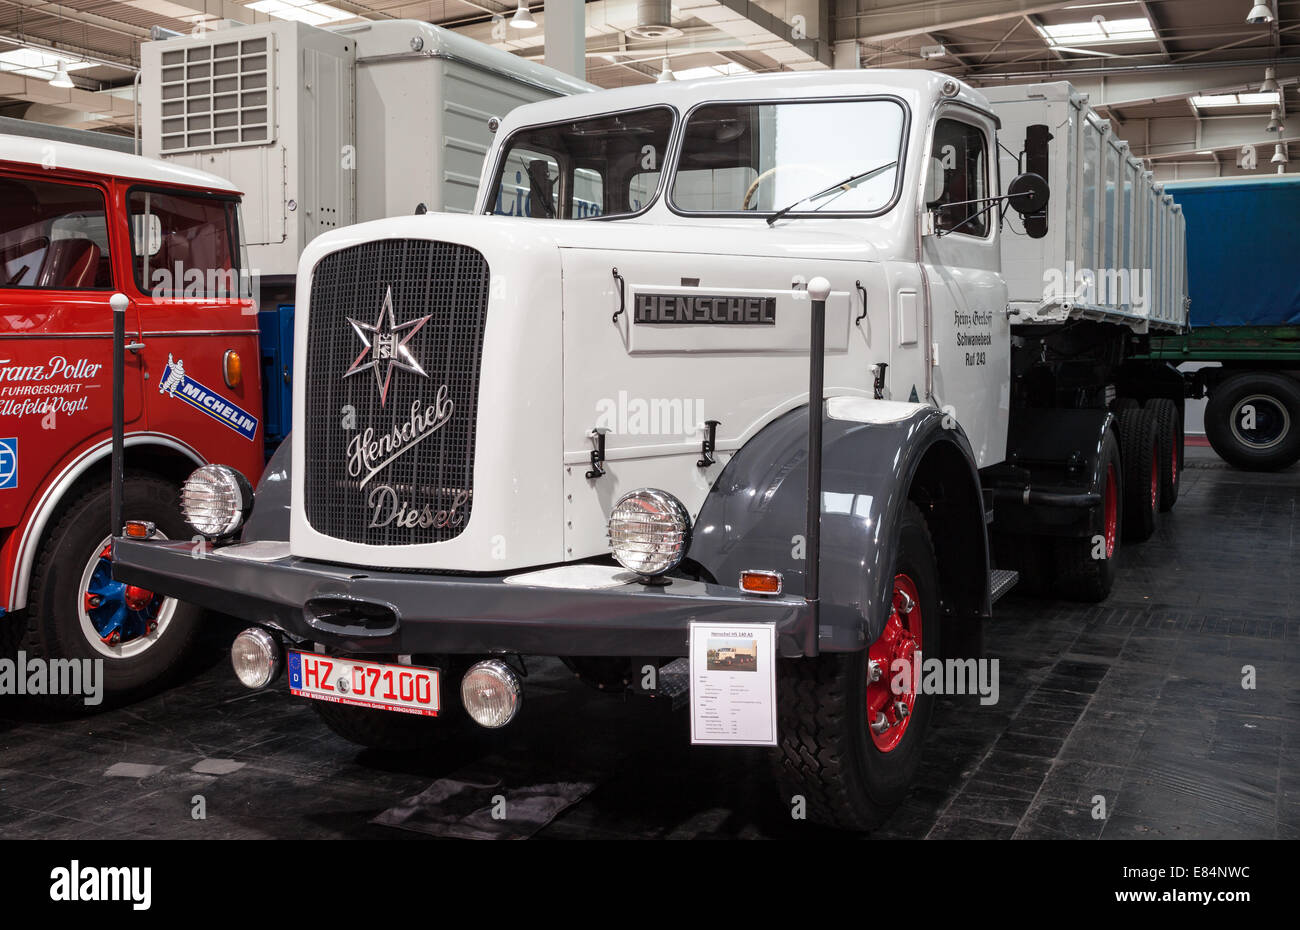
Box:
xmin=113 ymin=538 xmax=817 ymax=657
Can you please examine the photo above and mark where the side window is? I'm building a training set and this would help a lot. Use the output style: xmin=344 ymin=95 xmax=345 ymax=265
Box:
xmin=129 ymin=189 xmax=240 ymax=298
xmin=0 ymin=175 xmax=112 ymax=290
xmin=492 ymin=148 xmax=561 ymax=218
xmin=573 ymin=166 xmax=603 ymax=218
xmin=929 ymin=119 xmax=990 ymax=237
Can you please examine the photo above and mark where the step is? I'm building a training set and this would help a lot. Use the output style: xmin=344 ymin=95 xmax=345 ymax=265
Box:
xmin=990 ymin=568 xmax=1020 ymax=604
xmin=656 ymin=657 xmax=691 ymax=711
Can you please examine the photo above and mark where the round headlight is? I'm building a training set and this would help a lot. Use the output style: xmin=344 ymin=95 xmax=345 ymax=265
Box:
xmin=460 ymin=659 xmax=522 ymax=729
xmin=180 ymin=465 xmax=253 ymax=538
xmin=231 ymin=627 xmax=281 ymax=689
xmin=608 ymin=488 xmax=691 ymax=577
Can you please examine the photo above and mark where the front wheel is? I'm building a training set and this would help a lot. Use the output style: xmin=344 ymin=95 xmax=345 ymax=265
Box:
xmin=22 ymin=475 xmax=202 ymax=703
xmin=771 ymin=502 xmax=940 ymax=830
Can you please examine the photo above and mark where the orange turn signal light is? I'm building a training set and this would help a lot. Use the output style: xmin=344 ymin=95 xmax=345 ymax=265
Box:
xmin=223 ymin=349 xmax=243 ymax=389
xmin=124 ymin=520 xmax=156 ymax=539
xmin=740 ymin=570 xmax=782 ymax=596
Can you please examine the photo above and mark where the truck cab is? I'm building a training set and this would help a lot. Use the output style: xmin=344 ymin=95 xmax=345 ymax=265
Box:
xmin=1 ymin=134 xmax=264 ymax=698
xmin=113 ymin=70 xmax=1186 ymax=830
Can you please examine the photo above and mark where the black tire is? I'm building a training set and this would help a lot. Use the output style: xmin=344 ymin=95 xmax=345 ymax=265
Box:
xmin=1204 ymin=372 xmax=1300 ymax=471
xmin=1053 ymin=428 xmax=1123 ymax=602
xmin=771 ymin=502 xmax=941 ymax=831
xmin=21 ymin=475 xmax=201 ymax=703
xmin=1147 ymin=398 xmax=1182 ymax=511
xmin=312 ymin=698 xmax=451 ymax=751
xmin=1116 ymin=406 xmax=1161 ymax=542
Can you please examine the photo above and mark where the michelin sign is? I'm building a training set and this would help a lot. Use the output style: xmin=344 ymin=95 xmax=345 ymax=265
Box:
xmin=159 ymin=355 xmax=258 ymax=442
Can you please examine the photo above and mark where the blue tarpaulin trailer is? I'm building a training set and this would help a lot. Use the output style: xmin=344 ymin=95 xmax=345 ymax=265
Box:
xmin=1148 ymin=175 xmax=1300 ymax=470
xmin=1164 ymin=175 xmax=1300 ymax=328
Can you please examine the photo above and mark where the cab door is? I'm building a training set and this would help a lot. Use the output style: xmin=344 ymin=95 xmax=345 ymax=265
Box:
xmin=119 ymin=184 xmax=264 ymax=481
xmin=0 ymin=168 xmax=143 ymax=529
xmin=917 ymin=113 xmax=1010 ymax=469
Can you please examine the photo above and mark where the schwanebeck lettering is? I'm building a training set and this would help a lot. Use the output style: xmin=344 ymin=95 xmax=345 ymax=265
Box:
xmin=635 ymin=293 xmax=777 ymax=324
xmin=347 ymin=386 xmax=454 ymax=488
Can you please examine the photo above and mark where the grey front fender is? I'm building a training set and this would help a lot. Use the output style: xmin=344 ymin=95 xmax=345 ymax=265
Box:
xmin=690 ymin=402 xmax=991 ymax=656
xmin=241 ymin=437 xmax=291 ymax=542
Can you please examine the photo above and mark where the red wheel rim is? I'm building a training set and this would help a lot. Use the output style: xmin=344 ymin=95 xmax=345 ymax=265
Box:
xmin=1150 ymin=442 xmax=1159 ymax=511
xmin=1170 ymin=430 xmax=1179 ymax=486
xmin=867 ymin=573 xmax=922 ymax=753
xmin=1103 ymin=463 xmax=1118 ymax=559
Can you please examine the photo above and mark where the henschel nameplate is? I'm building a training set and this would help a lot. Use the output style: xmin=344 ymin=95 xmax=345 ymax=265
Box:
xmin=634 ymin=293 xmax=777 ymax=325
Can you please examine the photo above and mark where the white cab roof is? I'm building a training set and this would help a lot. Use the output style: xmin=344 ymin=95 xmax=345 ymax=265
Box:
xmin=0 ymin=133 xmax=241 ymax=193
xmin=493 ymin=69 xmax=992 ymax=132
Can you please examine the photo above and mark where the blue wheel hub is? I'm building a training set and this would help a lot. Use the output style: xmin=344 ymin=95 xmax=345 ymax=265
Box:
xmin=83 ymin=543 xmax=163 ymax=645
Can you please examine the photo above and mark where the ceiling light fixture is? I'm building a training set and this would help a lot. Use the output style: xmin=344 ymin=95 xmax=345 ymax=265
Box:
xmin=1191 ymin=91 xmax=1280 ymax=108
xmin=48 ymin=64 xmax=74 ymax=88
xmin=657 ymin=57 xmax=675 ymax=83
xmin=1271 ymin=142 xmax=1289 ymax=165
xmin=1261 ymin=66 xmax=1280 ymax=93
xmin=1266 ymin=106 xmax=1285 ymax=132
xmin=1246 ymin=3 xmax=1274 ymax=24
xmin=510 ymin=1 xmax=537 ymax=30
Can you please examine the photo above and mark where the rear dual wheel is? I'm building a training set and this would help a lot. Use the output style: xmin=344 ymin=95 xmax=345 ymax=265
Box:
xmin=1117 ymin=406 xmax=1161 ymax=541
xmin=772 ymin=503 xmax=940 ymax=830
xmin=1053 ymin=428 xmax=1123 ymax=603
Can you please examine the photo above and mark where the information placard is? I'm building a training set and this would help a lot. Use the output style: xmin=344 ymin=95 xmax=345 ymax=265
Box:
xmin=688 ymin=622 xmax=777 ymax=746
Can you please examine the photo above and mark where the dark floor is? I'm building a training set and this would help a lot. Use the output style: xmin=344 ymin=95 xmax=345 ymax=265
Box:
xmin=1 ymin=446 xmax=1297 ymax=839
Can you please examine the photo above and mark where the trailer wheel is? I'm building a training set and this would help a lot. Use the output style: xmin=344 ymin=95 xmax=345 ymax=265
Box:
xmin=1053 ymin=429 xmax=1123 ymax=602
xmin=1147 ymin=398 xmax=1182 ymax=511
xmin=22 ymin=475 xmax=201 ymax=703
xmin=771 ymin=502 xmax=940 ymax=830
xmin=1116 ymin=407 xmax=1161 ymax=541
xmin=1204 ymin=372 xmax=1300 ymax=471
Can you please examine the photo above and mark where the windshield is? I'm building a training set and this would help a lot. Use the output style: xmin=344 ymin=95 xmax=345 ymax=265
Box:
xmin=487 ymin=107 xmax=675 ymax=219
xmin=670 ymin=99 xmax=907 ymax=215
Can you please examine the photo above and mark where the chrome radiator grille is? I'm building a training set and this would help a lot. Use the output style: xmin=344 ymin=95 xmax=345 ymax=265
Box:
xmin=303 ymin=239 xmax=489 ymax=546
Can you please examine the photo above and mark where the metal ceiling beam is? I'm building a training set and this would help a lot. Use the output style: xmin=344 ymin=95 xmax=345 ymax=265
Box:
xmin=1138 ymin=1 xmax=1170 ymax=61
xmin=837 ymin=0 xmax=1082 ymax=43
xmin=0 ymin=0 xmax=150 ymax=41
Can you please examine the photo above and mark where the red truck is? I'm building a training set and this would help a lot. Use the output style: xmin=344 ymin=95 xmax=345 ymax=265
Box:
xmin=0 ymin=131 xmax=264 ymax=699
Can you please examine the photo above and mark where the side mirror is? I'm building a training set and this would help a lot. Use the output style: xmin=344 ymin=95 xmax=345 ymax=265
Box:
xmin=924 ymin=156 xmax=947 ymax=207
xmin=1007 ymin=172 xmax=1050 ymax=215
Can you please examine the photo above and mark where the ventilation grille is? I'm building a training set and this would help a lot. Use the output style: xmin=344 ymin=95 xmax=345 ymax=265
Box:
xmin=159 ymin=36 xmax=273 ymax=152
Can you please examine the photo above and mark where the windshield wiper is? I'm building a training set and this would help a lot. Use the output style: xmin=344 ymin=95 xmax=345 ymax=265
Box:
xmin=766 ymin=161 xmax=898 ymax=226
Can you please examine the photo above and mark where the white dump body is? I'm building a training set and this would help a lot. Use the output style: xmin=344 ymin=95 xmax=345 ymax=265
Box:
xmin=985 ymin=82 xmax=1187 ymax=333
xmin=141 ymin=19 xmax=592 ymax=279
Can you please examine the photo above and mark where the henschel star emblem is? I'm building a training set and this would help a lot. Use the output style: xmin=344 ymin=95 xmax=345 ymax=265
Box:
xmin=343 ymin=286 xmax=432 ymax=407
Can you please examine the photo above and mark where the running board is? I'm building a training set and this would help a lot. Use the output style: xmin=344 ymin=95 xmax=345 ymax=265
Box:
xmin=990 ymin=569 xmax=1020 ymax=604
xmin=656 ymin=657 xmax=691 ymax=710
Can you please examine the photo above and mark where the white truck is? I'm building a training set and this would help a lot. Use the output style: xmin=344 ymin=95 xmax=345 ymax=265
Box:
xmin=113 ymin=70 xmax=1188 ymax=830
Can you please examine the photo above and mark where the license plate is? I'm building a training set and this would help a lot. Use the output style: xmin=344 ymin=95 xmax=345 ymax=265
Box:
xmin=288 ymin=651 xmax=440 ymax=716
